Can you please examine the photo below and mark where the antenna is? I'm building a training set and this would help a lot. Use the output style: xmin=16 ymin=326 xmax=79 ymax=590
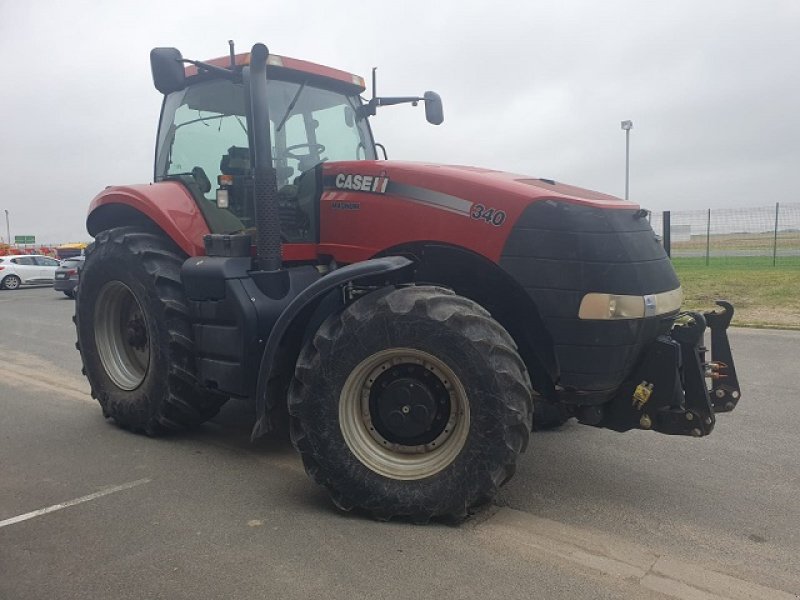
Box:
xmin=372 ymin=67 xmax=377 ymax=100
xmin=228 ymin=40 xmax=235 ymax=69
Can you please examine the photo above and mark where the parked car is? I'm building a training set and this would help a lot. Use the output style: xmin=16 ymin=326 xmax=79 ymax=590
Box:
xmin=54 ymin=256 xmax=85 ymax=298
xmin=0 ymin=254 xmax=60 ymax=290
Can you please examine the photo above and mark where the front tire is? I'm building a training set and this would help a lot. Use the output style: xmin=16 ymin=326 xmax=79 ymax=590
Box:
xmin=75 ymin=227 xmax=226 ymax=434
xmin=1 ymin=274 xmax=21 ymax=290
xmin=289 ymin=286 xmax=533 ymax=521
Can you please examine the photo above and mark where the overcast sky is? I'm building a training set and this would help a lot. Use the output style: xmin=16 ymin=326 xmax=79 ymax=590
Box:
xmin=1 ymin=0 xmax=798 ymax=244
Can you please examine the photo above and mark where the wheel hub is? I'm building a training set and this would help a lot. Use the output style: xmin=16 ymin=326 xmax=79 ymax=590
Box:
xmin=370 ymin=365 xmax=450 ymax=444
xmin=94 ymin=281 xmax=150 ymax=391
xmin=126 ymin=317 xmax=148 ymax=351
xmin=339 ymin=348 xmax=471 ymax=480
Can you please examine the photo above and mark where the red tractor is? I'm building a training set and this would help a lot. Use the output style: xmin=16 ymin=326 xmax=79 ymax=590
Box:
xmin=75 ymin=42 xmax=740 ymax=521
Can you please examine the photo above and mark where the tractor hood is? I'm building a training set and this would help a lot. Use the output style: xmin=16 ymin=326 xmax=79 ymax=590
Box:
xmin=331 ymin=161 xmax=635 ymax=211
xmin=321 ymin=160 xmax=647 ymax=266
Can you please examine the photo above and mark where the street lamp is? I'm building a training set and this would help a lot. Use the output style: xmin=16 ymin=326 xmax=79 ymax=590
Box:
xmin=4 ymin=209 xmax=9 ymax=246
xmin=621 ymin=120 xmax=633 ymax=200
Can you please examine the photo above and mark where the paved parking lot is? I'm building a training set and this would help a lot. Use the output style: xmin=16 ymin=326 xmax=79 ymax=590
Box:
xmin=1 ymin=287 xmax=798 ymax=599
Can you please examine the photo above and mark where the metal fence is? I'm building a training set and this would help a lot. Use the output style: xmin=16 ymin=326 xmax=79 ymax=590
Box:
xmin=648 ymin=202 xmax=800 ymax=264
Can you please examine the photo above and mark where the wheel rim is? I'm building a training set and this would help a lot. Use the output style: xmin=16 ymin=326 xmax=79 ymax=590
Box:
xmin=5 ymin=276 xmax=20 ymax=289
xmin=339 ymin=348 xmax=471 ymax=480
xmin=94 ymin=281 xmax=150 ymax=390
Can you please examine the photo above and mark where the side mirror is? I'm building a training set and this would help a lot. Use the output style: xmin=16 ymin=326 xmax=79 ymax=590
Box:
xmin=424 ymin=91 xmax=444 ymax=125
xmin=150 ymin=47 xmax=186 ymax=95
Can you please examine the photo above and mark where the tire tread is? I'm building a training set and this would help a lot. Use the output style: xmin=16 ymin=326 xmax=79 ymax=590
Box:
xmin=75 ymin=226 xmax=225 ymax=434
xmin=289 ymin=285 xmax=533 ymax=521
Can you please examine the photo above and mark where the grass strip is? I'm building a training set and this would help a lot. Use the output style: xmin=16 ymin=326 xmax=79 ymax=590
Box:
xmin=672 ymin=256 xmax=800 ymax=329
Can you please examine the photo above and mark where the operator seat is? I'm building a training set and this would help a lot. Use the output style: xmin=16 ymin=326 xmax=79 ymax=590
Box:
xmin=219 ymin=146 xmax=254 ymax=229
xmin=169 ymin=168 xmax=244 ymax=235
xmin=220 ymin=146 xmax=250 ymax=176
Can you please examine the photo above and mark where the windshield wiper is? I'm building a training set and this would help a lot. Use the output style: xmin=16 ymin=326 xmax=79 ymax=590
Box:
xmin=174 ymin=113 xmax=248 ymax=134
xmin=275 ymin=81 xmax=307 ymax=132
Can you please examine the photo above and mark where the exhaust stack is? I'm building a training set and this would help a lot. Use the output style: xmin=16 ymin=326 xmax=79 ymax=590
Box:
xmin=248 ymin=43 xmax=282 ymax=273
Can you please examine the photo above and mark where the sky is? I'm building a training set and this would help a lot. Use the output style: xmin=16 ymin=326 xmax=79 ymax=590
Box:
xmin=1 ymin=0 xmax=798 ymax=244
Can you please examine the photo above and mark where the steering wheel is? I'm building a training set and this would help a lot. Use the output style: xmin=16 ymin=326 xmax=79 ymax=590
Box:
xmin=285 ymin=143 xmax=326 ymax=161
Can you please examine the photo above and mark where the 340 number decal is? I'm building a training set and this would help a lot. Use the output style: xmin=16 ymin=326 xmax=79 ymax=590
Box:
xmin=470 ymin=204 xmax=507 ymax=226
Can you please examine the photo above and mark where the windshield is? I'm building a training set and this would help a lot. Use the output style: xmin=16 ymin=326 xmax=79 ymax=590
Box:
xmin=155 ymin=78 xmax=375 ymax=193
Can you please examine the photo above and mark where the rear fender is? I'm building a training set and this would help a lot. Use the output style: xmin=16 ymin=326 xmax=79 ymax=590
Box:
xmin=87 ymin=183 xmax=209 ymax=256
xmin=251 ymin=256 xmax=415 ymax=440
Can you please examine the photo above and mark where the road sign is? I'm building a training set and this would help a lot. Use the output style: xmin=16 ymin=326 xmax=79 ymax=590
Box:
xmin=14 ymin=235 xmax=35 ymax=244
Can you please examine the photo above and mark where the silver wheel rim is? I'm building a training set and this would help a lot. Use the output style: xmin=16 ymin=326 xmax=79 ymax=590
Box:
xmin=94 ymin=281 xmax=150 ymax=390
xmin=5 ymin=276 xmax=19 ymax=289
xmin=339 ymin=348 xmax=471 ymax=480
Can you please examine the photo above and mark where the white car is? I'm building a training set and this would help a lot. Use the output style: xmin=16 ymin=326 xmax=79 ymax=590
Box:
xmin=0 ymin=255 xmax=61 ymax=290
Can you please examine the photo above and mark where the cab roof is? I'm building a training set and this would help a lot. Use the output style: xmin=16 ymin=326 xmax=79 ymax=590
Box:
xmin=185 ymin=52 xmax=366 ymax=94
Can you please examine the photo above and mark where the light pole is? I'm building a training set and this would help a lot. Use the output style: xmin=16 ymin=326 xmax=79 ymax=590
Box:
xmin=621 ymin=120 xmax=633 ymax=200
xmin=4 ymin=209 xmax=9 ymax=246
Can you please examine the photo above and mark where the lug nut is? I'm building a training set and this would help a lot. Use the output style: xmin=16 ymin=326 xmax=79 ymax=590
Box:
xmin=639 ymin=414 xmax=652 ymax=429
xmin=732 ymin=391 xmax=740 ymax=400
xmin=725 ymin=402 xmax=735 ymax=411
xmin=715 ymin=389 xmax=725 ymax=398
xmin=686 ymin=412 xmax=694 ymax=421
xmin=704 ymin=417 xmax=713 ymax=425
xmin=691 ymin=428 xmax=702 ymax=437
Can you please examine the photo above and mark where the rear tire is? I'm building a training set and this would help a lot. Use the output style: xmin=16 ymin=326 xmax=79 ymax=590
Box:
xmin=75 ymin=227 xmax=226 ymax=434
xmin=1 ymin=274 xmax=21 ymax=290
xmin=288 ymin=285 xmax=533 ymax=521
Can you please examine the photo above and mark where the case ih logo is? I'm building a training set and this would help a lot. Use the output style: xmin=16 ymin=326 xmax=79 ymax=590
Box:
xmin=334 ymin=173 xmax=389 ymax=193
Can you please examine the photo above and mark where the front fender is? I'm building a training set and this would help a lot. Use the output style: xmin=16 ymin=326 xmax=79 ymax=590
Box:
xmin=87 ymin=183 xmax=210 ymax=256
xmin=251 ymin=256 xmax=414 ymax=440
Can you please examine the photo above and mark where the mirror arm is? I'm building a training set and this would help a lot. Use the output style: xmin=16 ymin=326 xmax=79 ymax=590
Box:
xmin=181 ymin=59 xmax=237 ymax=79
xmin=355 ymin=93 xmax=442 ymax=126
xmin=375 ymin=96 xmax=424 ymax=107
xmin=355 ymin=95 xmax=426 ymax=120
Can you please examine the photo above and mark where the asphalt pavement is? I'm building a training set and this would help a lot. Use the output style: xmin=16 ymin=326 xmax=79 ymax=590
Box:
xmin=1 ymin=286 xmax=798 ymax=599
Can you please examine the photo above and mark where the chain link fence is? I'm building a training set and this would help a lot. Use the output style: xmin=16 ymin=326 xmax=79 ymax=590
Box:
xmin=649 ymin=202 xmax=800 ymax=264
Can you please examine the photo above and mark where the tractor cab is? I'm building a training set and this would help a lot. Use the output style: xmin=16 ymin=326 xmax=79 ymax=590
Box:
xmin=154 ymin=54 xmax=378 ymax=243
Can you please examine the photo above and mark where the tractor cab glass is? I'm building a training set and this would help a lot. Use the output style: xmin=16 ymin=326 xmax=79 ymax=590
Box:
xmin=155 ymin=77 xmax=376 ymax=240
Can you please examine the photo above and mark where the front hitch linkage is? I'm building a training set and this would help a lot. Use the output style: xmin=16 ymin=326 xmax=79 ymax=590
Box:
xmin=606 ymin=301 xmax=741 ymax=437
xmin=704 ymin=301 xmax=741 ymax=412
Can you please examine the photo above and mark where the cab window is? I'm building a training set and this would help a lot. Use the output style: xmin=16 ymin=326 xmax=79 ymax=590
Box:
xmin=156 ymin=77 xmax=375 ymax=240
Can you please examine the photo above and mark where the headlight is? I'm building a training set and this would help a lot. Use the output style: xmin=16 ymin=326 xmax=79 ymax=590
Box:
xmin=578 ymin=288 xmax=683 ymax=320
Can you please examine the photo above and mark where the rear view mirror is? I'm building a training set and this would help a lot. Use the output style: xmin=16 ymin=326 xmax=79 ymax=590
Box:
xmin=150 ymin=48 xmax=186 ymax=95
xmin=424 ymin=91 xmax=444 ymax=125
